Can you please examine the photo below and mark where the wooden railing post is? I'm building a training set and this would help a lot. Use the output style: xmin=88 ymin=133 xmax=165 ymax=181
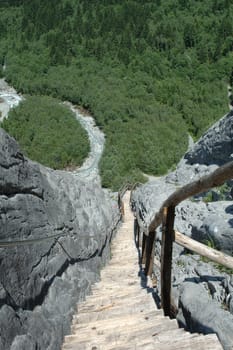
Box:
xmin=141 ymin=233 xmax=147 ymax=265
xmin=161 ymin=206 xmax=175 ymax=317
xmin=144 ymin=230 xmax=156 ymax=276
xmin=134 ymin=218 xmax=140 ymax=248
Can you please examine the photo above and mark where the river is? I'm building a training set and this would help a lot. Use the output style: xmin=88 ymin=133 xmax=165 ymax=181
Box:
xmin=0 ymin=79 xmax=22 ymax=121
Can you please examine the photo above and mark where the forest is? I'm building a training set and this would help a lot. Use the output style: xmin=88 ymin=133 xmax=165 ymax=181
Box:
xmin=0 ymin=0 xmax=232 ymax=189
xmin=1 ymin=96 xmax=90 ymax=169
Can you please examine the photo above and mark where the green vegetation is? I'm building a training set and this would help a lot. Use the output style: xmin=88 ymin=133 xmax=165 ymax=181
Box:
xmin=201 ymin=183 xmax=231 ymax=202
xmin=203 ymin=237 xmax=217 ymax=250
xmin=201 ymin=239 xmax=233 ymax=275
xmin=0 ymin=0 xmax=232 ymax=189
xmin=176 ymin=259 xmax=185 ymax=268
xmin=216 ymin=264 xmax=233 ymax=275
xmin=202 ymin=192 xmax=215 ymax=203
xmin=201 ymin=254 xmax=233 ymax=275
xmin=2 ymin=96 xmax=90 ymax=169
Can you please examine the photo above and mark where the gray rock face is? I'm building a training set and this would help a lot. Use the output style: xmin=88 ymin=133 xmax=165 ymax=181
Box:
xmin=132 ymin=178 xmax=176 ymax=230
xmin=184 ymin=112 xmax=233 ymax=166
xmin=166 ymin=158 xmax=218 ymax=185
xmin=191 ymin=202 xmax=233 ymax=255
xmin=177 ymin=282 xmax=233 ymax=350
xmin=0 ymin=128 xmax=120 ymax=350
xmin=166 ymin=111 xmax=233 ymax=186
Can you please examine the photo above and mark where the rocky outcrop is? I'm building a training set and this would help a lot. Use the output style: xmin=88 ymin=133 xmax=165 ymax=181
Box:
xmin=191 ymin=201 xmax=233 ymax=255
xmin=166 ymin=111 xmax=233 ymax=186
xmin=0 ymin=128 xmax=120 ymax=350
xmin=177 ymin=282 xmax=233 ymax=350
xmin=131 ymin=111 xmax=233 ymax=350
xmin=184 ymin=111 xmax=233 ymax=166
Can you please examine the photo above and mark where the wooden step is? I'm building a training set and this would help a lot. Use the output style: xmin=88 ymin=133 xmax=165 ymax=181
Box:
xmin=74 ymin=304 xmax=162 ymax=325
xmin=79 ymin=291 xmax=155 ymax=308
xmin=76 ymin=296 xmax=156 ymax=316
xmin=63 ymin=318 xmax=178 ymax=349
xmin=82 ymin=293 xmax=154 ymax=309
xmin=106 ymin=336 xmax=221 ymax=350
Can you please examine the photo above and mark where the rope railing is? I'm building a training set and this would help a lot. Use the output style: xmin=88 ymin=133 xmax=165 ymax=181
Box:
xmin=0 ymin=232 xmax=66 ymax=248
xmin=130 ymin=160 xmax=233 ymax=317
xmin=0 ymin=180 xmax=135 ymax=248
xmin=1 ymin=187 xmax=128 ymax=249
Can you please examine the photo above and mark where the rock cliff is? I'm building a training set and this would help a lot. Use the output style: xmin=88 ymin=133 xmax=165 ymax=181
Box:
xmin=184 ymin=111 xmax=233 ymax=166
xmin=132 ymin=111 xmax=233 ymax=350
xmin=0 ymin=128 xmax=120 ymax=350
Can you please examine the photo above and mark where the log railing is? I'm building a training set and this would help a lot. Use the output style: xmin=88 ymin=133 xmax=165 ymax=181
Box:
xmin=131 ymin=161 xmax=233 ymax=317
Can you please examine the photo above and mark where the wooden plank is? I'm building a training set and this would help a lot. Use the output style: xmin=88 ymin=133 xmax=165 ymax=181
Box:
xmin=175 ymin=230 xmax=233 ymax=270
xmin=149 ymin=161 xmax=233 ymax=232
xmin=161 ymin=206 xmax=175 ymax=317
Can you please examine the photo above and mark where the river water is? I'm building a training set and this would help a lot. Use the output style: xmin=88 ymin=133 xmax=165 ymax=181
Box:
xmin=0 ymin=79 xmax=104 ymax=181
xmin=64 ymin=102 xmax=104 ymax=181
xmin=0 ymin=79 xmax=22 ymax=121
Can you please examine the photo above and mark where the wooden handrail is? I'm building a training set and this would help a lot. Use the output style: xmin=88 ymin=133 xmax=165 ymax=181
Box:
xmin=148 ymin=161 xmax=233 ymax=233
xmin=130 ymin=160 xmax=233 ymax=317
xmin=175 ymin=230 xmax=233 ymax=269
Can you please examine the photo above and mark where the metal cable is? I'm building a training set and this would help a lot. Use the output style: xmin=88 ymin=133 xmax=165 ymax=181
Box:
xmin=0 ymin=232 xmax=64 ymax=247
xmin=0 ymin=181 xmax=135 ymax=248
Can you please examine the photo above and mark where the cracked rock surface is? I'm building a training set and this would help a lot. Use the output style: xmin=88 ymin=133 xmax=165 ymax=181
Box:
xmin=0 ymin=128 xmax=120 ymax=350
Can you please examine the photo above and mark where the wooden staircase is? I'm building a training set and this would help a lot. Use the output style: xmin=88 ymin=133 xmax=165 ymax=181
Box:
xmin=62 ymin=191 xmax=222 ymax=350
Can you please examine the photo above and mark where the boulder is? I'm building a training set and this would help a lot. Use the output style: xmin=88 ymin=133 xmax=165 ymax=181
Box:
xmin=10 ymin=335 xmax=36 ymax=350
xmin=177 ymin=282 xmax=233 ymax=350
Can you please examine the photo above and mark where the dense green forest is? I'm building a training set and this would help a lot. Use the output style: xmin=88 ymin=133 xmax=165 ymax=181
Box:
xmin=0 ymin=0 xmax=232 ymax=189
xmin=1 ymin=96 xmax=90 ymax=169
